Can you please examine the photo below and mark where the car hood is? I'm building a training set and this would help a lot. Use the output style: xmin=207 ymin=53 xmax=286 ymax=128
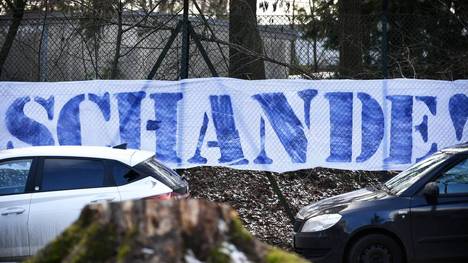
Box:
xmin=295 ymin=188 xmax=391 ymax=220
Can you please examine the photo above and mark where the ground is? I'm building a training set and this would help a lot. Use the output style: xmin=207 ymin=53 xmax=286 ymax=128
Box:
xmin=179 ymin=167 xmax=396 ymax=250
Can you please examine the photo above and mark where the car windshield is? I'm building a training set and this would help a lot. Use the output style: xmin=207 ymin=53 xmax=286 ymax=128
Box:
xmin=135 ymin=157 xmax=187 ymax=190
xmin=384 ymin=152 xmax=451 ymax=195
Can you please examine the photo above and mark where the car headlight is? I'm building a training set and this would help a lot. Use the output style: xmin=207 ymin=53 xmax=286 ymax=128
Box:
xmin=301 ymin=214 xmax=342 ymax=232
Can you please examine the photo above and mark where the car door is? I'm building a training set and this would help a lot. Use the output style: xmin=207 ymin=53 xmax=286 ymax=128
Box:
xmin=410 ymin=155 xmax=468 ymax=262
xmin=0 ymin=158 xmax=35 ymax=260
xmin=28 ymin=157 xmax=121 ymax=254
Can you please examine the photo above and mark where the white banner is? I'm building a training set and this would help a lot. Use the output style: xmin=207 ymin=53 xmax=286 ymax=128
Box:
xmin=0 ymin=78 xmax=467 ymax=172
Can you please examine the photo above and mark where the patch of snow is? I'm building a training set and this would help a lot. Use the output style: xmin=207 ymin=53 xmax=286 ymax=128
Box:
xmin=221 ymin=242 xmax=251 ymax=263
xmin=218 ymin=220 xmax=228 ymax=233
xmin=185 ymin=250 xmax=203 ymax=263
xmin=141 ymin=248 xmax=154 ymax=255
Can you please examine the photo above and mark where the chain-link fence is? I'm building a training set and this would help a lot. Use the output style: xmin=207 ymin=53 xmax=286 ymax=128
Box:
xmin=1 ymin=6 xmax=467 ymax=248
xmin=1 ymin=10 xmax=467 ymax=81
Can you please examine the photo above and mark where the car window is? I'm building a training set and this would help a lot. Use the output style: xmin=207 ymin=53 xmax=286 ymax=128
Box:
xmin=0 ymin=159 xmax=32 ymax=196
xmin=112 ymin=162 xmax=141 ymax=186
xmin=134 ymin=157 xmax=187 ymax=190
xmin=385 ymin=152 xmax=450 ymax=195
xmin=436 ymin=158 xmax=468 ymax=195
xmin=41 ymin=158 xmax=106 ymax=191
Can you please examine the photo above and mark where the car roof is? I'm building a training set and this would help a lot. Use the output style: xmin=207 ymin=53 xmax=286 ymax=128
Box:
xmin=0 ymin=146 xmax=155 ymax=167
xmin=440 ymin=142 xmax=468 ymax=154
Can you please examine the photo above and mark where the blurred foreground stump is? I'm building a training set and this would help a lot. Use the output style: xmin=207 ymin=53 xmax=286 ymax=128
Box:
xmin=27 ymin=199 xmax=309 ymax=263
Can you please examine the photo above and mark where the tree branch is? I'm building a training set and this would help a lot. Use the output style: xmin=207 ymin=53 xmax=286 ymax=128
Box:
xmin=121 ymin=0 xmax=163 ymax=33
xmin=200 ymin=34 xmax=316 ymax=79
xmin=119 ymin=9 xmax=181 ymax=58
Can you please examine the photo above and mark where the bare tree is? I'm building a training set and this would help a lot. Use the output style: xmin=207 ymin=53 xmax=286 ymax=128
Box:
xmin=229 ymin=0 xmax=266 ymax=79
xmin=197 ymin=0 xmax=228 ymax=17
xmin=338 ymin=0 xmax=362 ymax=78
xmin=0 ymin=0 xmax=26 ymax=77
xmin=159 ymin=0 xmax=178 ymax=13
xmin=109 ymin=0 xmax=163 ymax=79
xmin=110 ymin=0 xmax=124 ymax=79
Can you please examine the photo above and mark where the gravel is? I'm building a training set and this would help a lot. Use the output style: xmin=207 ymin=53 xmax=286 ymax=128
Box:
xmin=179 ymin=166 xmax=396 ymax=250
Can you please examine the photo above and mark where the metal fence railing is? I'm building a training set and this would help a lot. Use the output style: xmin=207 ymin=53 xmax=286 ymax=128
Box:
xmin=1 ymin=11 xmax=467 ymax=81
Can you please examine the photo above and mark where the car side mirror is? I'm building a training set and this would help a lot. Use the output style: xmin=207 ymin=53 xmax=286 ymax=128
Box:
xmin=423 ymin=182 xmax=439 ymax=204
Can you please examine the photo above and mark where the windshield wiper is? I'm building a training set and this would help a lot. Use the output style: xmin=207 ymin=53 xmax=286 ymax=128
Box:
xmin=380 ymin=183 xmax=394 ymax=195
xmin=368 ymin=181 xmax=394 ymax=195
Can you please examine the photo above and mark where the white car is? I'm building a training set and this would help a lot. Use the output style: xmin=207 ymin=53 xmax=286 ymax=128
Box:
xmin=0 ymin=145 xmax=188 ymax=261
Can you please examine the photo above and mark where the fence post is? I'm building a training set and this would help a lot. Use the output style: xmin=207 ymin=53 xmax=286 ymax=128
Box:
xmin=180 ymin=0 xmax=190 ymax=79
xmin=381 ymin=0 xmax=389 ymax=79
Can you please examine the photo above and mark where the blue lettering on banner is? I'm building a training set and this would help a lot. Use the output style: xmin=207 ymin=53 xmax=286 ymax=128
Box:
xmin=188 ymin=96 xmax=248 ymax=165
xmin=209 ymin=95 xmax=248 ymax=165
xmin=415 ymin=115 xmax=429 ymax=143
xmin=188 ymin=113 xmax=209 ymax=164
xmin=115 ymin=91 xmax=146 ymax=149
xmin=34 ymin=96 xmax=54 ymax=120
xmin=415 ymin=96 xmax=436 ymax=143
xmin=385 ymin=95 xmax=413 ymax=164
xmin=449 ymin=94 xmax=468 ymax=141
xmin=147 ymin=93 xmax=183 ymax=163
xmin=253 ymin=93 xmax=307 ymax=163
xmin=57 ymin=94 xmax=85 ymax=145
xmin=88 ymin=93 xmax=111 ymax=122
xmin=298 ymin=89 xmax=318 ymax=129
xmin=6 ymin=96 xmax=55 ymax=146
xmin=415 ymin=96 xmax=437 ymax=162
xmin=254 ymin=117 xmax=273 ymax=164
xmin=357 ymin=93 xmax=384 ymax=163
xmin=1 ymin=79 xmax=466 ymax=172
xmin=325 ymin=92 xmax=353 ymax=162
xmin=57 ymin=93 xmax=111 ymax=146
xmin=6 ymin=141 xmax=14 ymax=149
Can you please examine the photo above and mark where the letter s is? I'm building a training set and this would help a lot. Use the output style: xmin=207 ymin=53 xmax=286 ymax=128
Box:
xmin=5 ymin=96 xmax=54 ymax=146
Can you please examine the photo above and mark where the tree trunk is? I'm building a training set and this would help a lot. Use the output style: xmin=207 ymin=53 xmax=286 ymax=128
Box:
xmin=28 ymin=199 xmax=310 ymax=263
xmin=229 ymin=0 xmax=266 ymax=79
xmin=338 ymin=0 xmax=362 ymax=78
xmin=0 ymin=0 xmax=26 ymax=78
xmin=110 ymin=1 xmax=123 ymax=79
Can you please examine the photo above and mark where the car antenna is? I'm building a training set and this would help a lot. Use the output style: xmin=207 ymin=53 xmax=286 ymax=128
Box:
xmin=113 ymin=143 xmax=127 ymax=149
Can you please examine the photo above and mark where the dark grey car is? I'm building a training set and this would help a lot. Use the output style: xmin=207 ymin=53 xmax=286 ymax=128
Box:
xmin=293 ymin=143 xmax=468 ymax=263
